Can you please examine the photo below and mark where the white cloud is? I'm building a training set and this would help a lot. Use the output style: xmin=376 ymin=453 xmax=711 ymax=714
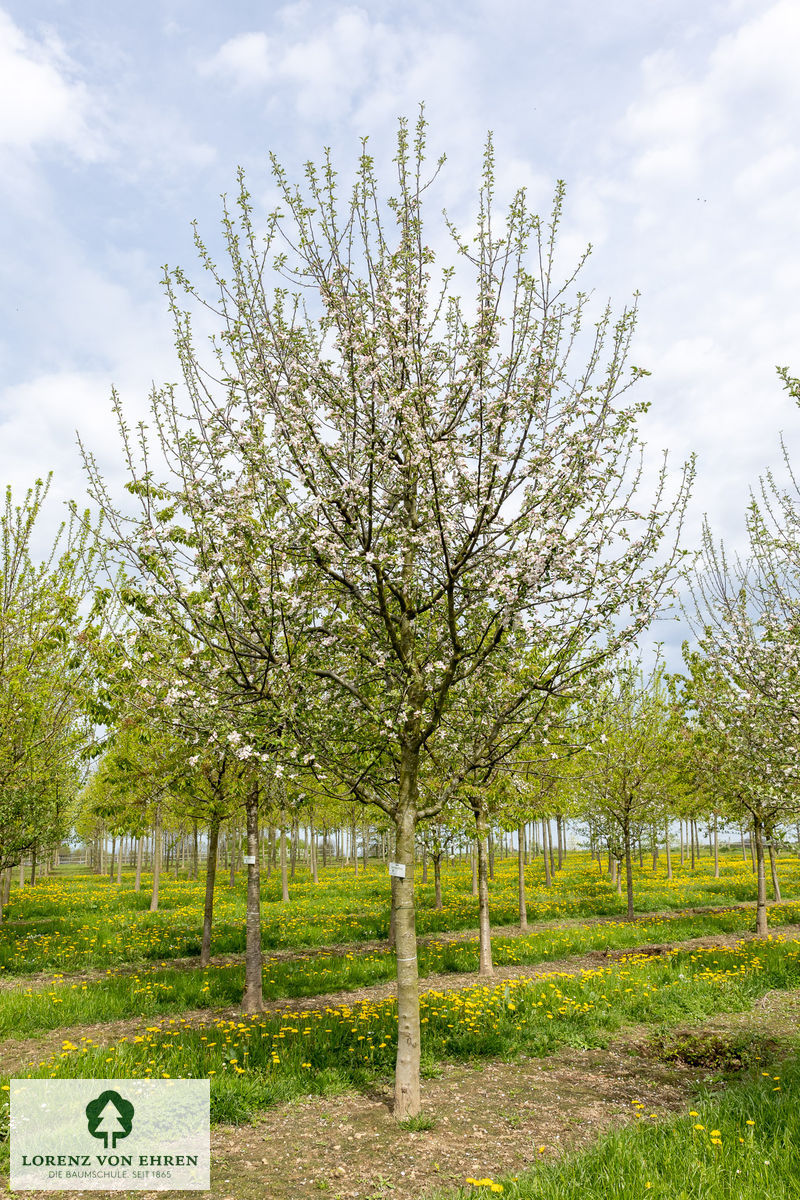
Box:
xmin=200 ymin=31 xmax=271 ymax=88
xmin=0 ymin=9 xmax=99 ymax=157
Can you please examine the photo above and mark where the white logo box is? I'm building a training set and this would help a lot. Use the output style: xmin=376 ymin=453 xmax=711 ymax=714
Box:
xmin=10 ymin=1079 xmax=210 ymax=1191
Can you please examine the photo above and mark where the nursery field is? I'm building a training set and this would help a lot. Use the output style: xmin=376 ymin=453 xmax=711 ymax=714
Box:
xmin=2 ymin=850 xmax=800 ymax=1200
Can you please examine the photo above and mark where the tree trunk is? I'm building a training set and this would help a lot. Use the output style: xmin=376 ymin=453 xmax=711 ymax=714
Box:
xmin=769 ymin=839 xmax=781 ymax=903
xmin=421 ymin=836 xmax=428 ymax=884
xmin=517 ymin=822 xmax=528 ymax=931
xmin=488 ymin=827 xmax=495 ymax=881
xmin=280 ymin=805 xmax=289 ymax=903
xmin=470 ymin=851 xmax=478 ymax=897
xmin=690 ymin=820 xmax=695 ymax=869
xmin=229 ymin=828 xmax=237 ymax=887
xmin=542 ymin=820 xmax=552 ymax=886
xmin=241 ymin=785 xmax=264 ymax=1013
xmin=740 ymin=826 xmax=747 ymax=861
xmin=680 ymin=820 xmax=685 ymax=866
xmin=310 ymin=810 xmax=318 ymax=884
xmin=351 ymin=814 xmax=358 ymax=877
xmin=290 ymin=817 xmax=298 ymax=879
xmin=321 ymin=822 xmax=327 ymax=869
xmin=754 ymin=816 xmax=768 ymax=937
xmin=134 ymin=837 xmax=143 ymax=893
xmin=713 ymin=814 xmax=719 ymax=879
xmin=433 ymin=853 xmax=443 ymax=911
xmin=556 ymin=813 xmax=564 ymax=869
xmin=393 ymin=746 xmax=421 ymax=1120
xmin=192 ymin=822 xmax=199 ymax=881
xmin=475 ymin=807 xmax=493 ymax=976
xmin=109 ymin=838 xmax=116 ymax=881
xmin=201 ymin=816 xmax=220 ymax=968
xmin=149 ymin=810 xmax=161 ymax=913
xmin=624 ymin=821 xmax=634 ymax=921
xmin=665 ymin=821 xmax=673 ymax=880
xmin=117 ymin=839 xmax=123 ymax=886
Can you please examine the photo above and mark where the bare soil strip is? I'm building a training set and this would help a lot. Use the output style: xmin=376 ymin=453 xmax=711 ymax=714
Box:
xmin=3 ymin=922 xmax=798 ymax=1079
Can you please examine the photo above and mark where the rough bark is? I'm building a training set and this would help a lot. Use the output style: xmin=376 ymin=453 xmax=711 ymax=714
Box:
xmin=241 ymin=785 xmax=263 ymax=1013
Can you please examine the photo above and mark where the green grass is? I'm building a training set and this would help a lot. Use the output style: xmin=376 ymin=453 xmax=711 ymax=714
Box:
xmin=448 ymin=1048 xmax=800 ymax=1199
xmin=5 ymin=906 xmax=800 ymax=1040
xmin=2 ymin=851 xmax=799 ymax=976
xmin=5 ymin=933 xmax=800 ymax=1128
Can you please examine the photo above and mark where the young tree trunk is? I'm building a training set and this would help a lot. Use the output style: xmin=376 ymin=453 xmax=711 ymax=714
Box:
xmin=665 ymin=821 xmax=673 ymax=880
xmin=470 ymin=851 xmax=478 ymax=897
xmin=290 ymin=817 xmax=298 ymax=879
xmin=109 ymin=838 xmax=115 ymax=881
xmin=753 ymin=816 xmax=768 ymax=937
xmin=556 ymin=813 xmax=564 ymax=869
xmin=201 ymin=816 xmax=220 ymax=968
xmin=475 ymin=807 xmax=493 ymax=976
xmin=310 ymin=810 xmax=318 ymax=884
xmin=117 ymin=840 xmax=123 ymax=886
xmin=134 ymin=837 xmax=143 ymax=893
xmin=321 ymin=822 xmax=327 ymax=869
xmin=149 ymin=810 xmax=161 ymax=913
xmin=192 ymin=822 xmax=199 ymax=881
xmin=769 ymin=839 xmax=781 ymax=903
xmin=740 ymin=825 xmax=747 ymax=860
xmin=713 ymin=815 xmax=719 ymax=878
xmin=542 ymin=820 xmax=552 ymax=887
xmin=488 ymin=827 xmax=495 ymax=882
xmin=624 ymin=820 xmax=635 ymax=921
xmin=229 ymin=828 xmax=237 ymax=887
xmin=517 ymin=821 xmax=528 ymax=931
xmin=280 ymin=805 xmax=289 ymax=903
xmin=690 ymin=820 xmax=695 ymax=869
xmin=241 ymin=785 xmax=263 ymax=1013
xmin=351 ymin=814 xmax=358 ymax=877
xmin=388 ymin=872 xmax=397 ymax=948
xmin=393 ymin=746 xmax=421 ymax=1120
xmin=433 ymin=853 xmax=443 ymax=911
xmin=547 ymin=819 xmax=554 ymax=879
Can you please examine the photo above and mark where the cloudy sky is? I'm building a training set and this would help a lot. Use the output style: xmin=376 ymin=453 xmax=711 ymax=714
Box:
xmin=2 ymin=0 xmax=799 ymax=656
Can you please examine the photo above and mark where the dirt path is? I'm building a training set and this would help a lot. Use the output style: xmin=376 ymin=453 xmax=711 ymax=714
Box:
xmin=4 ymin=922 xmax=798 ymax=1079
xmin=0 ymin=898 xmax=780 ymax=993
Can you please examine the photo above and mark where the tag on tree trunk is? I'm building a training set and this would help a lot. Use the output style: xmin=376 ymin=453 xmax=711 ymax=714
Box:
xmin=388 ymin=861 xmax=406 ymax=878
xmin=243 ymin=855 xmax=256 ymax=865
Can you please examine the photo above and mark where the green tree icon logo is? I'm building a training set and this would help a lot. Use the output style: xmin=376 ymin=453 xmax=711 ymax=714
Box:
xmin=85 ymin=1090 xmax=134 ymax=1149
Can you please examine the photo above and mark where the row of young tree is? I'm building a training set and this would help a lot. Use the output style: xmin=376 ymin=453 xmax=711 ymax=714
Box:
xmin=3 ymin=115 xmax=799 ymax=1114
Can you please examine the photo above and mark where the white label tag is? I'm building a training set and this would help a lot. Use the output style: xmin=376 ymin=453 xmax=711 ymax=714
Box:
xmin=388 ymin=861 xmax=406 ymax=878
xmin=242 ymin=855 xmax=256 ymax=865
